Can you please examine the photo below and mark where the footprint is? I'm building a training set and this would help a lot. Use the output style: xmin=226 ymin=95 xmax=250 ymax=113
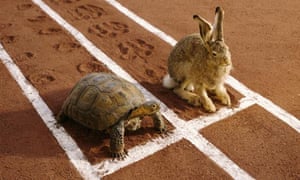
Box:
xmin=38 ymin=27 xmax=62 ymax=35
xmin=27 ymin=15 xmax=47 ymax=22
xmin=24 ymin=52 xmax=34 ymax=58
xmin=53 ymin=42 xmax=81 ymax=52
xmin=15 ymin=52 xmax=35 ymax=63
xmin=50 ymin=0 xmax=80 ymax=4
xmin=77 ymin=60 xmax=109 ymax=74
xmin=118 ymin=43 xmax=134 ymax=60
xmin=145 ymin=69 xmax=155 ymax=77
xmin=88 ymin=24 xmax=108 ymax=38
xmin=103 ymin=21 xmax=129 ymax=34
xmin=28 ymin=70 xmax=56 ymax=85
xmin=1 ymin=35 xmax=17 ymax=44
xmin=136 ymin=39 xmax=154 ymax=51
xmin=17 ymin=3 xmax=33 ymax=11
xmin=88 ymin=21 xmax=129 ymax=38
xmin=118 ymin=39 xmax=154 ymax=60
xmin=72 ymin=4 xmax=106 ymax=20
xmin=145 ymin=69 xmax=160 ymax=82
xmin=0 ymin=23 xmax=12 ymax=30
xmin=118 ymin=43 xmax=129 ymax=55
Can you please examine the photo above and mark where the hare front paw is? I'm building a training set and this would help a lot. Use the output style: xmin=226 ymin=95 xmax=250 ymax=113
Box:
xmin=220 ymin=95 xmax=231 ymax=106
xmin=189 ymin=96 xmax=216 ymax=112
xmin=202 ymin=98 xmax=216 ymax=112
xmin=216 ymin=92 xmax=231 ymax=107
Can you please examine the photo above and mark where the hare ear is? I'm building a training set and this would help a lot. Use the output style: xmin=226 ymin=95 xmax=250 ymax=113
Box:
xmin=212 ymin=6 xmax=224 ymax=41
xmin=193 ymin=15 xmax=213 ymax=43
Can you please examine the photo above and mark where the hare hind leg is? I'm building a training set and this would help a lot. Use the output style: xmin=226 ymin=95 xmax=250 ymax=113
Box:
xmin=173 ymin=80 xmax=201 ymax=106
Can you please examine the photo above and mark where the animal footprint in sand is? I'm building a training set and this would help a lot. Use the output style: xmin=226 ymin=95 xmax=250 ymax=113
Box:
xmin=53 ymin=42 xmax=81 ymax=52
xmin=72 ymin=4 xmax=106 ymax=20
xmin=28 ymin=15 xmax=47 ymax=22
xmin=17 ymin=3 xmax=33 ymax=11
xmin=38 ymin=27 xmax=62 ymax=35
xmin=1 ymin=35 xmax=17 ymax=44
xmin=118 ymin=39 xmax=154 ymax=60
xmin=15 ymin=52 xmax=34 ymax=63
xmin=0 ymin=23 xmax=12 ymax=30
xmin=88 ymin=21 xmax=129 ymax=38
xmin=77 ymin=60 xmax=109 ymax=74
xmin=28 ymin=70 xmax=56 ymax=85
xmin=50 ymin=0 xmax=80 ymax=4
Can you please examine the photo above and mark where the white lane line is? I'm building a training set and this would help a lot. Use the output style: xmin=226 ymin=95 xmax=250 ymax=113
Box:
xmin=106 ymin=0 xmax=300 ymax=133
xmin=0 ymin=43 xmax=99 ymax=180
xmin=94 ymin=130 xmax=183 ymax=177
xmin=94 ymin=97 xmax=254 ymax=178
xmin=31 ymin=0 xmax=159 ymax=105
xmin=33 ymin=0 xmax=255 ymax=178
xmin=188 ymin=97 xmax=256 ymax=130
xmin=227 ymin=76 xmax=300 ymax=133
xmin=104 ymin=0 xmax=177 ymax=47
xmin=186 ymin=133 xmax=254 ymax=180
xmin=94 ymin=97 xmax=255 ymax=178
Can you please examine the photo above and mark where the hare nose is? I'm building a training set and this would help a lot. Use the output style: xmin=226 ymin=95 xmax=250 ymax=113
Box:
xmin=222 ymin=58 xmax=230 ymax=66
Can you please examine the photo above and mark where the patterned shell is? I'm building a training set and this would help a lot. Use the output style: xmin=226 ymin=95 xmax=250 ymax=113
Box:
xmin=62 ymin=73 xmax=145 ymax=130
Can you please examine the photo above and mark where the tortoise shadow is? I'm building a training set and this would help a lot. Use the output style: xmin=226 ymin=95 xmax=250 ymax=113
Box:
xmin=59 ymin=115 xmax=172 ymax=164
xmin=47 ymin=88 xmax=173 ymax=164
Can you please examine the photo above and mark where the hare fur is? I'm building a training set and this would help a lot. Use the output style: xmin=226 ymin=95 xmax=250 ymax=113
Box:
xmin=163 ymin=7 xmax=232 ymax=112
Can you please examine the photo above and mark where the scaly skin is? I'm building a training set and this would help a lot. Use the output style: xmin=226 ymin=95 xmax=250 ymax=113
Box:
xmin=127 ymin=101 xmax=166 ymax=132
xmin=110 ymin=120 xmax=127 ymax=159
xmin=111 ymin=101 xmax=167 ymax=159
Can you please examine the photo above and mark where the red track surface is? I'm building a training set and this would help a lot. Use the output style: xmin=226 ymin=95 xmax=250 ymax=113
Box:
xmin=1 ymin=0 xmax=299 ymax=179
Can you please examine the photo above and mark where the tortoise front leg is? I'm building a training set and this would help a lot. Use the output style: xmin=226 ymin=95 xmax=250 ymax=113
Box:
xmin=151 ymin=111 xmax=166 ymax=133
xmin=110 ymin=120 xmax=127 ymax=159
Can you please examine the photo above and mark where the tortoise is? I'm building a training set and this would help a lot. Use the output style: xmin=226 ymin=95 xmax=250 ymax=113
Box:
xmin=56 ymin=73 xmax=166 ymax=159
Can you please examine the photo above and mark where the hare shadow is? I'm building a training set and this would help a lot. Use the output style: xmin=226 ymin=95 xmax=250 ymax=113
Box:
xmin=141 ymin=81 xmax=243 ymax=120
xmin=141 ymin=81 xmax=207 ymax=120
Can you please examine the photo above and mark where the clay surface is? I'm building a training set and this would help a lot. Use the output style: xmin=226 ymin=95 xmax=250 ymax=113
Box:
xmin=0 ymin=0 xmax=299 ymax=179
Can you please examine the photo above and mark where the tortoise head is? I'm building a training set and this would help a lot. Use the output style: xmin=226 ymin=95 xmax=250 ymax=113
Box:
xmin=128 ymin=101 xmax=160 ymax=119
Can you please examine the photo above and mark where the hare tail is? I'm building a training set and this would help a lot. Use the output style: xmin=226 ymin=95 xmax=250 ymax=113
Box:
xmin=162 ymin=74 xmax=178 ymax=89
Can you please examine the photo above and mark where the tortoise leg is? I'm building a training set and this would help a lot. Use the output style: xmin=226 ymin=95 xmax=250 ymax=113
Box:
xmin=151 ymin=111 xmax=166 ymax=133
xmin=125 ymin=117 xmax=142 ymax=131
xmin=56 ymin=110 xmax=67 ymax=123
xmin=110 ymin=120 xmax=127 ymax=159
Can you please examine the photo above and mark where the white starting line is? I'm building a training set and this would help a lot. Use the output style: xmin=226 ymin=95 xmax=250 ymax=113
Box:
xmin=1 ymin=0 xmax=298 ymax=179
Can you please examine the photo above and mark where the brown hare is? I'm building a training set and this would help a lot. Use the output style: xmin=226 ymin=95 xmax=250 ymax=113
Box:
xmin=163 ymin=7 xmax=232 ymax=112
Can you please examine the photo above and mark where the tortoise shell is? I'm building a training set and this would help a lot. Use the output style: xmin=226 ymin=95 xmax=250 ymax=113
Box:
xmin=61 ymin=73 xmax=145 ymax=130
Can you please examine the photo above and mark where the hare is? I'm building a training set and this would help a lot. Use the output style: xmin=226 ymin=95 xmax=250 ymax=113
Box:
xmin=163 ymin=7 xmax=232 ymax=112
